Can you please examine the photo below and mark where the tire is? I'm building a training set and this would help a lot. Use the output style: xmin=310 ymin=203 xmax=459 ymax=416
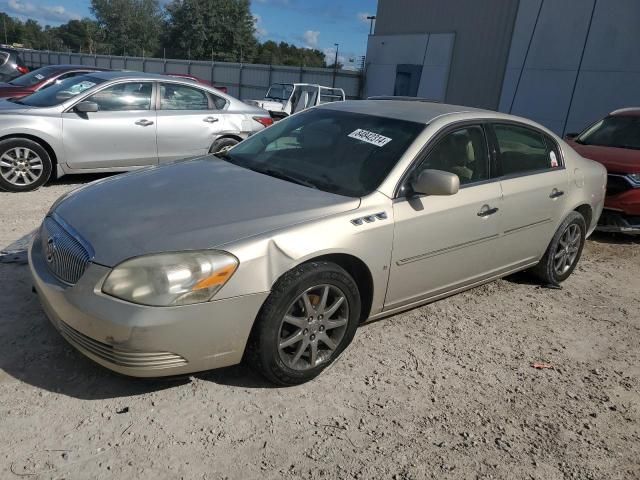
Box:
xmin=210 ymin=137 xmax=239 ymax=154
xmin=533 ymin=211 xmax=586 ymax=286
xmin=0 ymin=138 xmax=52 ymax=192
xmin=248 ymin=261 xmax=361 ymax=386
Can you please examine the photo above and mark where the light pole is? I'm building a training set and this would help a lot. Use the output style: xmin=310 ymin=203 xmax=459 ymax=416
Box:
xmin=332 ymin=43 xmax=339 ymax=87
xmin=366 ymin=15 xmax=376 ymax=35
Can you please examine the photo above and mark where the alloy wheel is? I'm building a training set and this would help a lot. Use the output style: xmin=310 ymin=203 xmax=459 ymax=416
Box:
xmin=278 ymin=284 xmax=349 ymax=371
xmin=553 ymin=223 xmax=581 ymax=276
xmin=0 ymin=147 xmax=44 ymax=187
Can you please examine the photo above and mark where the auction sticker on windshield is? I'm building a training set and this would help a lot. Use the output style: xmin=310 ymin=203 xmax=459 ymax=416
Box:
xmin=348 ymin=129 xmax=392 ymax=147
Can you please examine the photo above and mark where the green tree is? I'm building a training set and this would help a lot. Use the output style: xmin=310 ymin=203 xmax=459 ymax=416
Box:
xmin=54 ymin=19 xmax=100 ymax=53
xmin=0 ymin=13 xmax=25 ymax=45
xmin=91 ymin=0 xmax=164 ymax=56
xmin=164 ymin=0 xmax=258 ymax=62
xmin=254 ymin=41 xmax=326 ymax=67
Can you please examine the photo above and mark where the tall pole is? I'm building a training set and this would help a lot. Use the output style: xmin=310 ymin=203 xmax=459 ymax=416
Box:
xmin=366 ymin=15 xmax=376 ymax=35
xmin=332 ymin=43 xmax=339 ymax=87
xmin=3 ymin=16 xmax=7 ymax=45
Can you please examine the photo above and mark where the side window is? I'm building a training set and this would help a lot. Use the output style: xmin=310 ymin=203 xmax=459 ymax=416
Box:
xmin=210 ymin=93 xmax=227 ymax=110
xmin=544 ymin=135 xmax=562 ymax=169
xmin=494 ymin=124 xmax=560 ymax=175
xmin=86 ymin=82 xmax=152 ymax=111
xmin=415 ymin=126 xmax=489 ymax=185
xmin=160 ymin=83 xmax=209 ymax=110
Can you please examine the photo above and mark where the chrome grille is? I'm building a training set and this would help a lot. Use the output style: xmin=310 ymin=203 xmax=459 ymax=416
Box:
xmin=57 ymin=320 xmax=188 ymax=369
xmin=41 ymin=216 xmax=92 ymax=285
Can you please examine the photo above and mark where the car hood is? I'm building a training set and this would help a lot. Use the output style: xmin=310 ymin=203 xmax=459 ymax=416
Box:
xmin=0 ymin=85 xmax=31 ymax=98
xmin=53 ymin=157 xmax=360 ymax=267
xmin=567 ymin=140 xmax=640 ymax=173
xmin=0 ymin=98 xmax=33 ymax=114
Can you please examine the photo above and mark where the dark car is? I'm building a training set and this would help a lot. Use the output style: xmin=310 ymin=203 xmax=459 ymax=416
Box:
xmin=164 ymin=73 xmax=228 ymax=93
xmin=566 ymin=108 xmax=640 ymax=234
xmin=0 ymin=64 xmax=110 ymax=100
xmin=0 ymin=47 xmax=29 ymax=82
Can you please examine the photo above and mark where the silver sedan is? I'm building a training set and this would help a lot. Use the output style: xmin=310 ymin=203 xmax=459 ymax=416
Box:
xmin=0 ymin=71 xmax=272 ymax=192
xmin=29 ymin=99 xmax=606 ymax=385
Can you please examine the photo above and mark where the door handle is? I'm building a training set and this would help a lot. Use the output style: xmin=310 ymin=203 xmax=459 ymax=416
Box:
xmin=477 ymin=206 xmax=499 ymax=217
xmin=135 ymin=119 xmax=154 ymax=127
xmin=203 ymin=116 xmax=219 ymax=123
xmin=550 ymin=189 xmax=565 ymax=199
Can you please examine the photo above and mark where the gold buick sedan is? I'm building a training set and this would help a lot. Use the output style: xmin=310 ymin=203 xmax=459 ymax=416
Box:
xmin=30 ymin=99 xmax=606 ymax=385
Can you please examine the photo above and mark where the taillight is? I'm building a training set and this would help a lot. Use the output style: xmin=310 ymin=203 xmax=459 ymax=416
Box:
xmin=253 ymin=116 xmax=274 ymax=128
xmin=17 ymin=66 xmax=29 ymax=74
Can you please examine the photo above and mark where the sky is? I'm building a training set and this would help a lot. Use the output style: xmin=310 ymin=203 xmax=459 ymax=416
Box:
xmin=0 ymin=0 xmax=378 ymax=67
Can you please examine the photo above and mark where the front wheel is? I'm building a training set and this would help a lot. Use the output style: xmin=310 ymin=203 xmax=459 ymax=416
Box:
xmin=0 ymin=138 xmax=52 ymax=192
xmin=248 ymin=261 xmax=361 ymax=385
xmin=533 ymin=211 xmax=586 ymax=286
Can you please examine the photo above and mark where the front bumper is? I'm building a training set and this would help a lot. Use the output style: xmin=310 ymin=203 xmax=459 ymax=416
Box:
xmin=29 ymin=232 xmax=269 ymax=377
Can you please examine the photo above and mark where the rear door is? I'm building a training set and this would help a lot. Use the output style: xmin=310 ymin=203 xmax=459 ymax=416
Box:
xmin=62 ymin=80 xmax=158 ymax=169
xmin=155 ymin=82 xmax=227 ymax=163
xmin=490 ymin=122 xmax=569 ymax=268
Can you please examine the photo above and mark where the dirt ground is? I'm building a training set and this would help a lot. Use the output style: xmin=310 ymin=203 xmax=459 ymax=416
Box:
xmin=0 ymin=176 xmax=639 ymax=480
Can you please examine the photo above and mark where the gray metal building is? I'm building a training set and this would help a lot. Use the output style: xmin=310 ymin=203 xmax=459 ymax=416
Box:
xmin=364 ymin=0 xmax=640 ymax=135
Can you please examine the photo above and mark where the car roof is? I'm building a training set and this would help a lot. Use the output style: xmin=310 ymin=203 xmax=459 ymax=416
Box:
xmin=609 ymin=107 xmax=640 ymax=117
xmin=318 ymin=99 xmax=490 ymax=124
xmin=37 ymin=64 xmax=110 ymax=72
xmin=83 ymin=70 xmax=204 ymax=82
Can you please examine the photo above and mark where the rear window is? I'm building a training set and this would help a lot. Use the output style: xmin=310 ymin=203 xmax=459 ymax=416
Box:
xmin=223 ymin=108 xmax=425 ymax=197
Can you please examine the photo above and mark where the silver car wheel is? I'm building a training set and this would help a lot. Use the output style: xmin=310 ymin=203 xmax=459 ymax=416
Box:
xmin=0 ymin=147 xmax=44 ymax=186
xmin=553 ymin=224 xmax=581 ymax=276
xmin=278 ymin=284 xmax=349 ymax=371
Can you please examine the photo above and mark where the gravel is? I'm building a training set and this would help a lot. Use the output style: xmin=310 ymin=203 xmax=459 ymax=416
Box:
xmin=1 ymin=176 xmax=639 ymax=479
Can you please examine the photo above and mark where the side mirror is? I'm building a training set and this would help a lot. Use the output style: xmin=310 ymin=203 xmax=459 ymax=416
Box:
xmin=74 ymin=101 xmax=99 ymax=113
xmin=411 ymin=169 xmax=460 ymax=196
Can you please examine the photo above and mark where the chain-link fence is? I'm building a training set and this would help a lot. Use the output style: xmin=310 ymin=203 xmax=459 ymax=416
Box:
xmin=20 ymin=49 xmax=363 ymax=100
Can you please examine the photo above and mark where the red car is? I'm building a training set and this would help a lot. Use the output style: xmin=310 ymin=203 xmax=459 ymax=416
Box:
xmin=164 ymin=73 xmax=228 ymax=93
xmin=0 ymin=64 xmax=110 ymax=100
xmin=566 ymin=108 xmax=640 ymax=233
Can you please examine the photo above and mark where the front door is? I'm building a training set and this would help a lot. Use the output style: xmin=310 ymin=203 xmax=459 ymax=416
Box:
xmin=386 ymin=124 xmax=504 ymax=310
xmin=155 ymin=82 xmax=227 ymax=163
xmin=490 ymin=123 xmax=569 ymax=268
xmin=62 ymin=81 xmax=157 ymax=169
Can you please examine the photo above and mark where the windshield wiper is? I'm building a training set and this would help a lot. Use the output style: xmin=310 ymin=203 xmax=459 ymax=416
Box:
xmin=260 ymin=168 xmax=318 ymax=189
xmin=9 ymin=98 xmax=25 ymax=105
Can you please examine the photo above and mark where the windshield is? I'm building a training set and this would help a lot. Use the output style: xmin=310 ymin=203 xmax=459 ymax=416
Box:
xmin=577 ymin=115 xmax=640 ymax=150
xmin=265 ymin=83 xmax=294 ymax=101
xmin=8 ymin=66 xmax=59 ymax=87
xmin=220 ymin=108 xmax=425 ymax=197
xmin=14 ymin=74 xmax=106 ymax=108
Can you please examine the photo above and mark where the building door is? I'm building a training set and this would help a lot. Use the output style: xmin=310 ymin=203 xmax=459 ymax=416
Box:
xmin=394 ymin=64 xmax=422 ymax=97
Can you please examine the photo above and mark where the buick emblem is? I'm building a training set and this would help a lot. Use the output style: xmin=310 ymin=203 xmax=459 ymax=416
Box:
xmin=45 ymin=236 xmax=57 ymax=264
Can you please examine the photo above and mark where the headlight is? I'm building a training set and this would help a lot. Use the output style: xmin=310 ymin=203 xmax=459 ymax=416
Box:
xmin=627 ymin=173 xmax=640 ymax=185
xmin=102 ymin=251 xmax=238 ymax=306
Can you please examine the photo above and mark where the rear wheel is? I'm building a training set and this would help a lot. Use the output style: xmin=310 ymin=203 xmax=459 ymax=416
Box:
xmin=210 ymin=137 xmax=239 ymax=154
xmin=0 ymin=138 xmax=52 ymax=192
xmin=248 ymin=261 xmax=361 ymax=385
xmin=533 ymin=211 xmax=586 ymax=286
